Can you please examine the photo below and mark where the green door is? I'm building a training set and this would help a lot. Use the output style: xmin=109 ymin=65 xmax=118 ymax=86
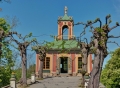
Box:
xmin=60 ymin=57 xmax=68 ymax=73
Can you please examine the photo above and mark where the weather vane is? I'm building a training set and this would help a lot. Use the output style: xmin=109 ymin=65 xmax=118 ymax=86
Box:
xmin=64 ymin=6 xmax=68 ymax=14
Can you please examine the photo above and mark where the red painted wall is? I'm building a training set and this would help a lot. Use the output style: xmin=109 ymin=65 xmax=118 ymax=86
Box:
xmin=36 ymin=54 xmax=39 ymax=74
xmin=59 ymin=28 xmax=61 ymax=36
xmin=71 ymin=54 xmax=75 ymax=72
xmin=53 ymin=54 xmax=57 ymax=72
xmin=59 ymin=22 xmax=63 ymax=27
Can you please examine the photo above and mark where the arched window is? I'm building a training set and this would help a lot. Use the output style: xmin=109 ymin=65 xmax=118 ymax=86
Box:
xmin=62 ymin=25 xmax=68 ymax=39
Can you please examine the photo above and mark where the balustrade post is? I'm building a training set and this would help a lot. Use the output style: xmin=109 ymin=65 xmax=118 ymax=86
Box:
xmin=31 ymin=72 xmax=36 ymax=83
xmin=10 ymin=73 xmax=16 ymax=88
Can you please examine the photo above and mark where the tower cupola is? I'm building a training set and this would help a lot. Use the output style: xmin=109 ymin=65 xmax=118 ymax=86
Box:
xmin=57 ymin=6 xmax=74 ymax=40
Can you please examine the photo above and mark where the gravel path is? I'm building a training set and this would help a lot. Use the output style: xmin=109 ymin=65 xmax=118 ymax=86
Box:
xmin=29 ymin=76 xmax=81 ymax=88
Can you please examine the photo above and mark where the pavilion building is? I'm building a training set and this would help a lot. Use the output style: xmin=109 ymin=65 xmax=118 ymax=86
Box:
xmin=36 ymin=6 xmax=92 ymax=76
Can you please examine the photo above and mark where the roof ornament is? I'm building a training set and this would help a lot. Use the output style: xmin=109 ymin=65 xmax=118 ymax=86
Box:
xmin=64 ymin=6 xmax=68 ymax=14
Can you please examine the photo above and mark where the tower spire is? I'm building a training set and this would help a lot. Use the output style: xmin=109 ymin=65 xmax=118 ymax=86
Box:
xmin=64 ymin=6 xmax=68 ymax=14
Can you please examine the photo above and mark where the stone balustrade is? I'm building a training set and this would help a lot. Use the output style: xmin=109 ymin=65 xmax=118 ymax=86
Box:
xmin=2 ymin=73 xmax=36 ymax=88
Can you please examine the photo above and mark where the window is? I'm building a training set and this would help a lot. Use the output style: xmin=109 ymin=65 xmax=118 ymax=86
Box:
xmin=43 ymin=57 xmax=50 ymax=69
xmin=78 ymin=57 xmax=82 ymax=69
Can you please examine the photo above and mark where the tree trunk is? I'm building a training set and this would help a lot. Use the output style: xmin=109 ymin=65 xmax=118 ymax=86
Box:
xmin=38 ymin=60 xmax=43 ymax=79
xmin=95 ymin=50 xmax=104 ymax=87
xmin=81 ymin=74 xmax=85 ymax=88
xmin=21 ymin=52 xmax=27 ymax=86
xmin=82 ymin=52 xmax=88 ymax=72
xmin=88 ymin=49 xmax=100 ymax=88
xmin=81 ymin=47 xmax=88 ymax=88
xmin=99 ymin=50 xmax=104 ymax=78
xmin=81 ymin=47 xmax=88 ymax=87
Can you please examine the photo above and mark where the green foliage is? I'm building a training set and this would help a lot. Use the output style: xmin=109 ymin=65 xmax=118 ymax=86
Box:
xmin=116 ymin=22 xmax=119 ymax=26
xmin=13 ymin=64 xmax=35 ymax=82
xmin=0 ymin=18 xmax=10 ymax=32
xmin=95 ymin=27 xmax=104 ymax=33
xmin=0 ymin=18 xmax=14 ymax=87
xmin=80 ymin=69 xmax=86 ymax=75
xmin=94 ymin=18 xmax=100 ymax=23
xmin=27 ymin=64 xmax=35 ymax=78
xmin=106 ymin=14 xmax=111 ymax=18
xmin=23 ymin=32 xmax=33 ymax=40
xmin=0 ymin=66 xmax=12 ymax=87
xmin=94 ymin=27 xmax=107 ymax=47
xmin=90 ymin=47 xmax=97 ymax=54
xmin=101 ymin=48 xmax=120 ymax=88
xmin=109 ymin=19 xmax=112 ymax=24
xmin=13 ymin=68 xmax=22 ymax=82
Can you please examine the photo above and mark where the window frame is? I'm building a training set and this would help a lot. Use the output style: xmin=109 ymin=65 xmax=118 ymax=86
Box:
xmin=43 ymin=57 xmax=50 ymax=69
xmin=78 ymin=57 xmax=82 ymax=69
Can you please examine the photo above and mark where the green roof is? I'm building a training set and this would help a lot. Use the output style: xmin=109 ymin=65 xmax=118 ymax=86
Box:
xmin=45 ymin=40 xmax=80 ymax=50
xmin=58 ymin=14 xmax=73 ymax=21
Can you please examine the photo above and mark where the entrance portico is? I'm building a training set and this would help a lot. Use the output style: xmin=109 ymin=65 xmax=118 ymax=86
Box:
xmin=60 ymin=57 xmax=68 ymax=73
xmin=56 ymin=56 xmax=72 ymax=75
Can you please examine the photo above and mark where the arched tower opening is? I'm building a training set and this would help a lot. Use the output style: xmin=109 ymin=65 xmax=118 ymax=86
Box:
xmin=62 ymin=25 xmax=68 ymax=39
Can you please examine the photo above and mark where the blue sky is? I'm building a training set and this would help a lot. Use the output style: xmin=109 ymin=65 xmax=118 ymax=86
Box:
xmin=1 ymin=0 xmax=120 ymax=67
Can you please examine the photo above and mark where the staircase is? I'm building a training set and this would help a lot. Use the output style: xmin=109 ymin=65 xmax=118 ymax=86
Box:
xmin=59 ymin=73 xmax=70 ymax=77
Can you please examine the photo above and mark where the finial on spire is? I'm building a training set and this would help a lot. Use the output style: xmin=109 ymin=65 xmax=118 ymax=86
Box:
xmin=64 ymin=6 xmax=68 ymax=14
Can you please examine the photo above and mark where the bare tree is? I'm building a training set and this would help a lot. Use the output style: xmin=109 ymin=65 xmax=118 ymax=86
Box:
xmin=32 ymin=45 xmax=46 ymax=79
xmin=75 ymin=22 xmax=93 ymax=87
xmin=75 ymin=15 xmax=120 ymax=88
xmin=11 ymin=33 xmax=37 ymax=87
xmin=79 ymin=41 xmax=91 ymax=87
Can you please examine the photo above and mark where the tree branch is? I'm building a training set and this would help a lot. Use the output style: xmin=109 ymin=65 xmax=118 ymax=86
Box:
xmin=84 ymin=38 xmax=88 ymax=45
xmin=109 ymin=22 xmax=120 ymax=31
xmin=75 ymin=21 xmax=96 ymax=39
xmin=74 ymin=22 xmax=87 ymax=25
xmin=98 ymin=20 xmax=102 ymax=28
xmin=106 ymin=14 xmax=111 ymax=25
xmin=107 ymin=41 xmax=120 ymax=47
xmin=11 ymin=35 xmax=20 ymax=45
xmin=108 ymin=35 xmax=120 ymax=38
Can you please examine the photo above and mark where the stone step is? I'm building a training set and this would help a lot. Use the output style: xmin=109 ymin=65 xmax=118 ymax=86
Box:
xmin=59 ymin=73 xmax=70 ymax=77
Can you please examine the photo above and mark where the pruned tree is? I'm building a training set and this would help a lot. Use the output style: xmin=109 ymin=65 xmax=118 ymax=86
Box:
xmin=32 ymin=45 xmax=46 ymax=79
xmin=78 ymin=38 xmax=91 ymax=87
xmin=10 ymin=33 xmax=37 ymax=87
xmin=75 ymin=15 xmax=120 ymax=88
xmin=75 ymin=22 xmax=93 ymax=87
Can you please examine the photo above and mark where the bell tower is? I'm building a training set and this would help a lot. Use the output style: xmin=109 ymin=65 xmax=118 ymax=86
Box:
xmin=57 ymin=6 xmax=74 ymax=40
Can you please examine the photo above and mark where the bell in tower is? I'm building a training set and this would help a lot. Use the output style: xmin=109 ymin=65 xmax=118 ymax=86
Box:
xmin=57 ymin=6 xmax=74 ymax=40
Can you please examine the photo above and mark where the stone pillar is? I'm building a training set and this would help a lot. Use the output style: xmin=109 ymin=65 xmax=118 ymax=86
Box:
xmin=31 ymin=73 xmax=36 ymax=83
xmin=10 ymin=73 xmax=16 ymax=88
xmin=56 ymin=57 xmax=60 ymax=75
xmin=68 ymin=57 xmax=72 ymax=75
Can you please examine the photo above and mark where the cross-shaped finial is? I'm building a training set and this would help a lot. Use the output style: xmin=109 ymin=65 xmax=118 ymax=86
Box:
xmin=64 ymin=6 xmax=68 ymax=14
